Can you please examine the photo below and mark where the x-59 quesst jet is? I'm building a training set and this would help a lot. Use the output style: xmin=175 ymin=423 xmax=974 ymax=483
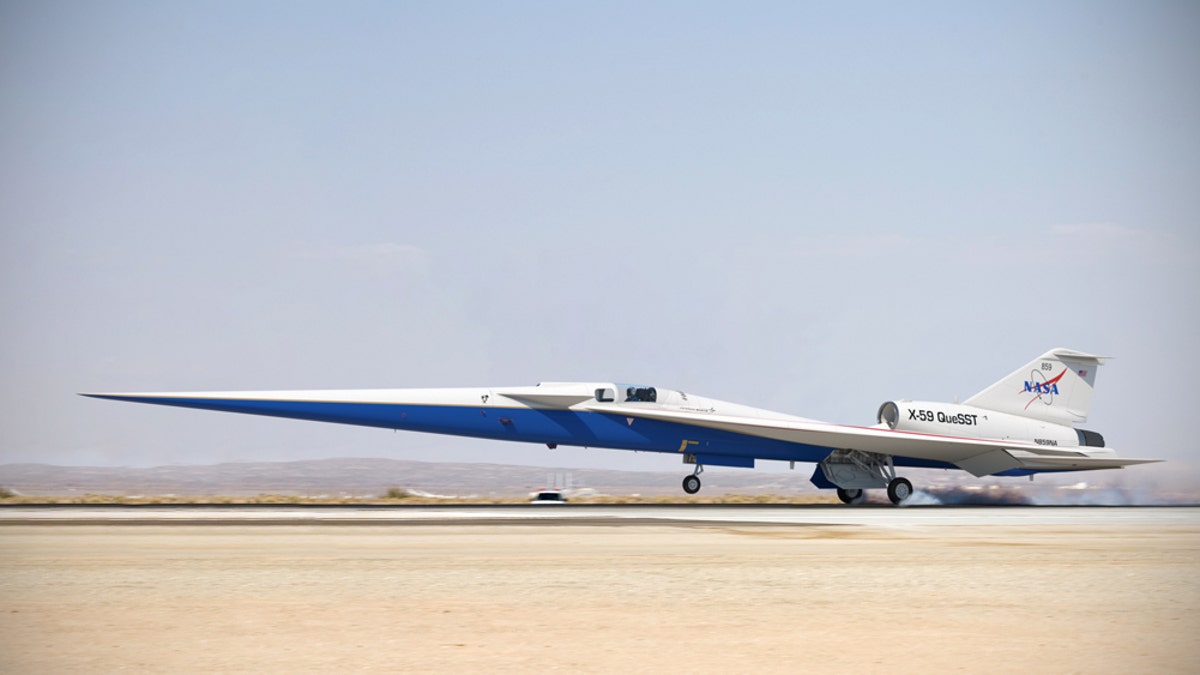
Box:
xmin=84 ymin=348 xmax=1158 ymax=505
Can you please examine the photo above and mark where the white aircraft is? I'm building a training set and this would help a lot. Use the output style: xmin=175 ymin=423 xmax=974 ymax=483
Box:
xmin=84 ymin=348 xmax=1157 ymax=505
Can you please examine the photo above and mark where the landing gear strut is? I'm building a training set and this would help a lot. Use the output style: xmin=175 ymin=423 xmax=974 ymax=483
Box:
xmin=682 ymin=464 xmax=704 ymax=494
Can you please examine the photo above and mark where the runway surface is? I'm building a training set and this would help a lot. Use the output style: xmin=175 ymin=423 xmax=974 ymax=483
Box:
xmin=2 ymin=505 xmax=1197 ymax=673
xmin=3 ymin=503 xmax=1196 ymax=527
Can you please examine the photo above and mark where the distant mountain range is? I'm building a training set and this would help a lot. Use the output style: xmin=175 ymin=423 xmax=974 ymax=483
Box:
xmin=0 ymin=458 xmax=816 ymax=497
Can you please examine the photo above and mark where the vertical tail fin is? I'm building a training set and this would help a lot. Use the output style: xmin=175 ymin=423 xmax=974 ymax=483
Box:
xmin=964 ymin=348 xmax=1106 ymax=425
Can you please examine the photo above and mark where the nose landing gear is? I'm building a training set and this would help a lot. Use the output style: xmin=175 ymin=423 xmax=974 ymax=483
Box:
xmin=682 ymin=463 xmax=703 ymax=494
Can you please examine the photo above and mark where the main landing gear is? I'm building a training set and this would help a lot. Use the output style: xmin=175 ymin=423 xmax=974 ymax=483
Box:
xmin=886 ymin=477 xmax=913 ymax=505
xmin=836 ymin=477 xmax=912 ymax=505
xmin=820 ymin=450 xmax=915 ymax=506
xmin=836 ymin=488 xmax=865 ymax=505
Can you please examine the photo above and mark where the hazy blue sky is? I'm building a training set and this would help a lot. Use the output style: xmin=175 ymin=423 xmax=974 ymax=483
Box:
xmin=2 ymin=2 xmax=1197 ymax=491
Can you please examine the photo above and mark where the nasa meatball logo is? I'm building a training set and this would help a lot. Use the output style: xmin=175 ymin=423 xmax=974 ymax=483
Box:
xmin=1021 ymin=365 xmax=1067 ymax=409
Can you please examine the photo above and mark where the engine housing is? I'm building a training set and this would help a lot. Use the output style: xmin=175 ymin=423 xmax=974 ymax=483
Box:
xmin=876 ymin=400 xmax=1081 ymax=448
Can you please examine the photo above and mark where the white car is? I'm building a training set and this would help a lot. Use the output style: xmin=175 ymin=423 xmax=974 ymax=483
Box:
xmin=530 ymin=490 xmax=568 ymax=504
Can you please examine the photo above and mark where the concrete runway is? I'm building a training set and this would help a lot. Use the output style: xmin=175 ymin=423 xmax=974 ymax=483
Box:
xmin=3 ymin=503 xmax=1197 ymax=526
xmin=2 ymin=505 xmax=1198 ymax=673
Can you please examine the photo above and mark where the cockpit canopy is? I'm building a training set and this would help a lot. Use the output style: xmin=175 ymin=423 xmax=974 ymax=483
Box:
xmin=624 ymin=386 xmax=657 ymax=402
xmin=594 ymin=385 xmax=657 ymax=403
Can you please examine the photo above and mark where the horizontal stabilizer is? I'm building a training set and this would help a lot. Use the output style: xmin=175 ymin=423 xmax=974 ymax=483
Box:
xmin=1006 ymin=450 xmax=1161 ymax=471
xmin=956 ymin=448 xmax=1160 ymax=476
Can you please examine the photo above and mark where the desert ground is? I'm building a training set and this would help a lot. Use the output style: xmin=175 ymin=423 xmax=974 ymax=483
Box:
xmin=1 ymin=508 xmax=1197 ymax=673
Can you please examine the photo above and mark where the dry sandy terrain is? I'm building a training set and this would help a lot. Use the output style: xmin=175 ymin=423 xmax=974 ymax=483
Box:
xmin=1 ymin=513 xmax=1197 ymax=673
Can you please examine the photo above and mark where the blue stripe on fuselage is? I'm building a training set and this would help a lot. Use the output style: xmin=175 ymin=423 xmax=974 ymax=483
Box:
xmin=88 ymin=395 xmax=957 ymax=469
